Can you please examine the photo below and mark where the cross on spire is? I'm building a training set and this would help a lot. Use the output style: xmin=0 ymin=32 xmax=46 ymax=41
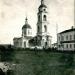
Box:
xmin=25 ymin=17 xmax=28 ymax=24
xmin=41 ymin=0 xmax=44 ymax=5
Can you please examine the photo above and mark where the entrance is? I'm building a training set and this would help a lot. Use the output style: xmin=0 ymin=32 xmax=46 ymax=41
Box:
xmin=45 ymin=42 xmax=47 ymax=48
xmin=24 ymin=42 xmax=26 ymax=48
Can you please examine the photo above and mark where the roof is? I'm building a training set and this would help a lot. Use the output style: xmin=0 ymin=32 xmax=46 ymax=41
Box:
xmin=22 ymin=24 xmax=31 ymax=29
xmin=13 ymin=36 xmax=32 ymax=40
xmin=59 ymin=28 xmax=75 ymax=34
xmin=39 ymin=4 xmax=47 ymax=8
xmin=22 ymin=17 xmax=31 ymax=29
xmin=24 ymin=36 xmax=33 ymax=39
xmin=13 ymin=37 xmax=22 ymax=40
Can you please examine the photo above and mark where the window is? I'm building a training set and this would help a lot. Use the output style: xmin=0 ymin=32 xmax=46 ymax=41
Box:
xmin=24 ymin=30 xmax=26 ymax=35
xmin=45 ymin=42 xmax=47 ymax=47
xmin=44 ymin=25 xmax=47 ymax=32
xmin=70 ymin=35 xmax=72 ymax=40
xmin=63 ymin=44 xmax=64 ymax=48
xmin=66 ymin=44 xmax=68 ymax=48
xmin=74 ymin=34 xmax=75 ymax=40
xmin=44 ymin=9 xmax=46 ymax=11
xmin=24 ymin=42 xmax=26 ymax=48
xmin=47 ymin=36 xmax=49 ymax=40
xmin=28 ymin=30 xmax=30 ymax=34
xmin=70 ymin=44 xmax=72 ymax=48
xmin=61 ymin=36 xmax=64 ymax=41
xmin=43 ymin=15 xmax=47 ymax=21
xmin=66 ymin=35 xmax=68 ymax=40
xmin=38 ymin=15 xmax=40 ymax=21
xmin=38 ymin=26 xmax=40 ymax=32
xmin=59 ymin=45 xmax=60 ymax=48
xmin=59 ymin=37 xmax=60 ymax=41
xmin=74 ymin=44 xmax=75 ymax=48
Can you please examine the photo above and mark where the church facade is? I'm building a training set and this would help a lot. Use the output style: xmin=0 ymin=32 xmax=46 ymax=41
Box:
xmin=13 ymin=0 xmax=52 ymax=49
xmin=13 ymin=17 xmax=32 ymax=48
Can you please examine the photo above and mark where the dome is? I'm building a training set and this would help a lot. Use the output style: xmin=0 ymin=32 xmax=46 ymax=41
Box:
xmin=22 ymin=17 xmax=32 ymax=29
xmin=22 ymin=24 xmax=31 ymax=29
xmin=39 ymin=4 xmax=47 ymax=8
xmin=39 ymin=0 xmax=47 ymax=8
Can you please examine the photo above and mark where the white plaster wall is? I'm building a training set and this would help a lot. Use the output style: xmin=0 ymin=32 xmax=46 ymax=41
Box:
xmin=57 ymin=31 xmax=75 ymax=50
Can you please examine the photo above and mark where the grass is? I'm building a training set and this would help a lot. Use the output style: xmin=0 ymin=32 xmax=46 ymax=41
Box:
xmin=0 ymin=47 xmax=75 ymax=75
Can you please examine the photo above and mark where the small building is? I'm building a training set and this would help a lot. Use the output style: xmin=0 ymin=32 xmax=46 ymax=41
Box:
xmin=13 ymin=17 xmax=32 ymax=48
xmin=57 ymin=27 xmax=75 ymax=51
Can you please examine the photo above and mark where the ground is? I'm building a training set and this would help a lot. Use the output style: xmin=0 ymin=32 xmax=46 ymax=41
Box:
xmin=0 ymin=47 xmax=75 ymax=75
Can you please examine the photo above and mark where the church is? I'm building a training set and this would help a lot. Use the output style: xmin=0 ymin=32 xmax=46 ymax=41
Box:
xmin=13 ymin=0 xmax=52 ymax=49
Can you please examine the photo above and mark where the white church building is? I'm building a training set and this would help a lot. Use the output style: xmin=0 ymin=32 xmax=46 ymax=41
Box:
xmin=13 ymin=0 xmax=52 ymax=49
xmin=13 ymin=17 xmax=32 ymax=48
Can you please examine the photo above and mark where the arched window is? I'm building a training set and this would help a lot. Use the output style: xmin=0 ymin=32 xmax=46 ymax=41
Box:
xmin=38 ymin=26 xmax=40 ymax=32
xmin=38 ymin=15 xmax=40 ymax=21
xmin=43 ymin=15 xmax=47 ymax=21
xmin=74 ymin=44 xmax=75 ymax=48
xmin=24 ymin=42 xmax=26 ymax=48
xmin=44 ymin=9 xmax=46 ymax=11
xmin=74 ymin=34 xmax=75 ymax=40
xmin=66 ymin=35 xmax=68 ymax=40
xmin=28 ymin=30 xmax=30 ymax=35
xmin=70 ymin=44 xmax=72 ymax=48
xmin=45 ymin=42 xmax=47 ymax=47
xmin=70 ymin=35 xmax=72 ymax=40
xmin=66 ymin=44 xmax=68 ymax=48
xmin=44 ymin=25 xmax=47 ymax=32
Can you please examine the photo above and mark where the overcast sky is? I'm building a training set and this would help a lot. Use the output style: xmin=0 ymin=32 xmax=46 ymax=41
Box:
xmin=0 ymin=0 xmax=74 ymax=44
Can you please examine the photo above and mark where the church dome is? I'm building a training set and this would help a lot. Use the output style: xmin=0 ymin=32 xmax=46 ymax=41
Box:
xmin=39 ymin=0 xmax=47 ymax=8
xmin=22 ymin=17 xmax=31 ymax=29
xmin=39 ymin=4 xmax=47 ymax=8
xmin=22 ymin=24 xmax=31 ymax=29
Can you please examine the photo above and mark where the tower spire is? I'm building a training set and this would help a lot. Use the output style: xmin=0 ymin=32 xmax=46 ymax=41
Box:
xmin=41 ymin=0 xmax=44 ymax=5
xmin=25 ymin=17 xmax=28 ymax=24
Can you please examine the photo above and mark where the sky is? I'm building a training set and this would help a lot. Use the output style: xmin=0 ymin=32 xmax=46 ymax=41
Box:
xmin=0 ymin=0 xmax=74 ymax=44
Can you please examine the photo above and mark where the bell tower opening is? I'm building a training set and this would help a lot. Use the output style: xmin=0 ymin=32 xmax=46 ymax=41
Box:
xmin=38 ymin=15 xmax=40 ymax=21
xmin=43 ymin=15 xmax=47 ymax=21
xmin=38 ymin=26 xmax=40 ymax=33
xmin=44 ymin=25 xmax=47 ymax=32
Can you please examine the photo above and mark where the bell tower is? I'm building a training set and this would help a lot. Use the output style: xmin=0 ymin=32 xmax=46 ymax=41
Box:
xmin=37 ymin=0 xmax=48 ymax=35
xmin=36 ymin=0 xmax=52 ymax=48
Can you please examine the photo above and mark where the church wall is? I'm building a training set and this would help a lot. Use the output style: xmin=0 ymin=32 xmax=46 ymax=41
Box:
xmin=37 ymin=24 xmax=42 ymax=35
xmin=37 ymin=13 xmax=48 ymax=35
xmin=22 ymin=29 xmax=26 ymax=37
xmin=22 ymin=38 xmax=30 ymax=48
xmin=13 ymin=38 xmax=22 ymax=48
xmin=13 ymin=0 xmax=52 ymax=49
